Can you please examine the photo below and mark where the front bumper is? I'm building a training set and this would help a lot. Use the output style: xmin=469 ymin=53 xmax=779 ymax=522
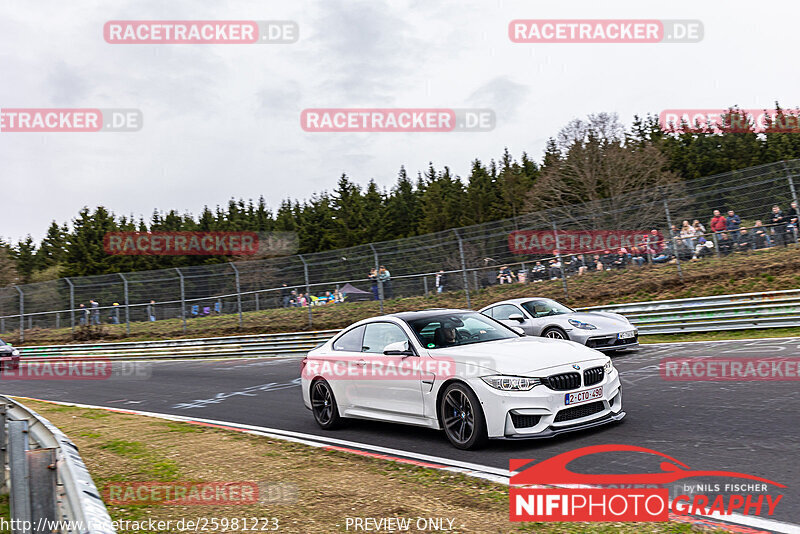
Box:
xmin=474 ymin=371 xmax=624 ymax=438
xmin=570 ymin=330 xmax=639 ymax=351
xmin=499 ymin=410 xmax=625 ymax=439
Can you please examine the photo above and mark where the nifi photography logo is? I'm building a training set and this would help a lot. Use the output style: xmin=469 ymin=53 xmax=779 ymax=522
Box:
xmin=509 ymin=445 xmax=784 ymax=523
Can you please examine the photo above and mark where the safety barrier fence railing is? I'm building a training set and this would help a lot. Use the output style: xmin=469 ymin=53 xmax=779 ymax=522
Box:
xmin=0 ymin=396 xmax=115 ymax=534
xmin=11 ymin=289 xmax=800 ymax=361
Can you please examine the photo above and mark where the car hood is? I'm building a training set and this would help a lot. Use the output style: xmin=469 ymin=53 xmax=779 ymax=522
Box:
xmin=428 ymin=336 xmax=606 ymax=375
xmin=567 ymin=311 xmax=633 ymax=330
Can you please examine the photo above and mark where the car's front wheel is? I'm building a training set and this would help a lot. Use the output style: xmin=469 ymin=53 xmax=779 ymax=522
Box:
xmin=310 ymin=379 xmax=343 ymax=430
xmin=439 ymin=383 xmax=487 ymax=450
xmin=542 ymin=327 xmax=568 ymax=340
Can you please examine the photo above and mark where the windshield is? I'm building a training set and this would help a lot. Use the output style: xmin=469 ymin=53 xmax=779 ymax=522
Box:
xmin=405 ymin=312 xmax=519 ymax=349
xmin=521 ymin=299 xmax=574 ymax=318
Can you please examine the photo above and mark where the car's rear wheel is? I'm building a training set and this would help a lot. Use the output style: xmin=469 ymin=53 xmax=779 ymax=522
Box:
xmin=440 ymin=383 xmax=487 ymax=450
xmin=542 ymin=327 xmax=567 ymax=340
xmin=310 ymin=379 xmax=343 ymax=430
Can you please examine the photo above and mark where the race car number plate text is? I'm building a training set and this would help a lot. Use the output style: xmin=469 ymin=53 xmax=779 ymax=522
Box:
xmin=565 ymin=386 xmax=603 ymax=405
xmin=618 ymin=331 xmax=635 ymax=339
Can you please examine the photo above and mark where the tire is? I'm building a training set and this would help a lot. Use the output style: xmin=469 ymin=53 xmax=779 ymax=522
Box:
xmin=310 ymin=379 xmax=343 ymax=430
xmin=439 ymin=382 xmax=488 ymax=450
xmin=542 ymin=327 xmax=568 ymax=340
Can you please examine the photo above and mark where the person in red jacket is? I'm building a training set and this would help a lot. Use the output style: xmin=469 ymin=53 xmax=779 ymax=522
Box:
xmin=710 ymin=210 xmax=727 ymax=234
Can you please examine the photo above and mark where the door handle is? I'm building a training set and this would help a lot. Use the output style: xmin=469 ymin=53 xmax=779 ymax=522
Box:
xmin=355 ymin=360 xmax=367 ymax=366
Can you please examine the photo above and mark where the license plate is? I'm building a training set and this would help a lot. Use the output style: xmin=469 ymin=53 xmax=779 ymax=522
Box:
xmin=565 ymin=386 xmax=603 ymax=405
xmin=618 ymin=330 xmax=635 ymax=339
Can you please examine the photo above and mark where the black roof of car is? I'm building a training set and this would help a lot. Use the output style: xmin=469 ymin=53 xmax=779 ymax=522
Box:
xmin=390 ymin=309 xmax=473 ymax=321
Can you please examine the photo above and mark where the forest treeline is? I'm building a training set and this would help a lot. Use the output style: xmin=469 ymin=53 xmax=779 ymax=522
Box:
xmin=5 ymin=108 xmax=800 ymax=284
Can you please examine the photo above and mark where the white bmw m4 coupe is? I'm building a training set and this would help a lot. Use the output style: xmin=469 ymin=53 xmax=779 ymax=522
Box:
xmin=301 ymin=309 xmax=624 ymax=449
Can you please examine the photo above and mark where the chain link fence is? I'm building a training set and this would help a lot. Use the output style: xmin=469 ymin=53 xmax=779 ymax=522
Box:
xmin=2 ymin=159 xmax=800 ymax=342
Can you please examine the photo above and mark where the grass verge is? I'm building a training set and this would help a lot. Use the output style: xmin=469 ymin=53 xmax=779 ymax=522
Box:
xmin=19 ymin=399 xmax=729 ymax=534
xmin=11 ymin=245 xmax=800 ymax=346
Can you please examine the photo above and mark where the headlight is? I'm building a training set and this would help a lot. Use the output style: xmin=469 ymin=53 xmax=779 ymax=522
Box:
xmin=603 ymin=360 xmax=614 ymax=374
xmin=568 ymin=319 xmax=597 ymax=330
xmin=481 ymin=375 xmax=541 ymax=391
xmin=11 ymin=349 xmax=19 ymax=356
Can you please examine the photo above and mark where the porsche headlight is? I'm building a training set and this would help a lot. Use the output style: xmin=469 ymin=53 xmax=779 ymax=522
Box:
xmin=568 ymin=319 xmax=597 ymax=330
xmin=11 ymin=349 xmax=19 ymax=356
xmin=603 ymin=359 xmax=614 ymax=374
xmin=481 ymin=375 xmax=541 ymax=391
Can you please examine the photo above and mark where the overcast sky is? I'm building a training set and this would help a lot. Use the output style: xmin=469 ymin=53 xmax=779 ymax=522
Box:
xmin=1 ymin=0 xmax=798 ymax=242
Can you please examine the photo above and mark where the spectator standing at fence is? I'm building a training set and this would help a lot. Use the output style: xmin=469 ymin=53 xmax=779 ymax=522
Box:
xmin=280 ymin=283 xmax=291 ymax=308
xmin=718 ymin=232 xmax=733 ymax=255
xmin=769 ymin=205 xmax=788 ymax=246
xmin=368 ymin=269 xmax=379 ymax=300
xmin=680 ymin=220 xmax=696 ymax=251
xmin=726 ymin=210 xmax=741 ymax=231
xmin=435 ymin=270 xmax=447 ymax=293
xmin=111 ymin=303 xmax=120 ymax=324
xmin=378 ymin=265 xmax=393 ymax=299
xmin=78 ymin=303 xmax=88 ymax=325
xmin=497 ymin=265 xmax=516 ymax=284
xmin=692 ymin=219 xmax=706 ymax=236
xmin=90 ymin=299 xmax=100 ymax=325
xmin=591 ymin=254 xmax=604 ymax=271
xmin=147 ymin=300 xmax=156 ymax=322
xmin=710 ymin=210 xmax=727 ymax=234
xmin=548 ymin=258 xmax=562 ymax=279
xmin=787 ymin=201 xmax=799 ymax=244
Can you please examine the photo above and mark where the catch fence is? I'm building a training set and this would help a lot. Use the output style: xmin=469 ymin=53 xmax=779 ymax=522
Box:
xmin=2 ymin=159 xmax=800 ymax=341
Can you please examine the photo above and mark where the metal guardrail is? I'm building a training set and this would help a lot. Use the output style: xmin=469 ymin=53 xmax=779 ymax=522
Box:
xmin=0 ymin=396 xmax=115 ymax=534
xmin=18 ymin=331 xmax=338 ymax=362
xmin=13 ymin=288 xmax=800 ymax=361
xmin=582 ymin=288 xmax=800 ymax=334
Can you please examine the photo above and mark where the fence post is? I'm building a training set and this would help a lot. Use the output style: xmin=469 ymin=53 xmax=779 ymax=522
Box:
xmin=550 ymin=222 xmax=569 ymax=300
xmin=8 ymin=419 xmax=31 ymax=533
xmin=368 ymin=244 xmax=384 ymax=313
xmin=119 ymin=273 xmax=130 ymax=335
xmin=0 ymin=404 xmax=6 ymax=494
xmin=14 ymin=286 xmax=23 ymax=344
xmin=175 ymin=268 xmax=186 ymax=334
xmin=662 ymin=194 xmax=684 ymax=281
xmin=298 ymin=255 xmax=313 ymax=327
xmin=65 ymin=277 xmax=75 ymax=336
xmin=229 ymin=263 xmax=243 ymax=328
xmin=28 ymin=448 xmax=57 ymax=532
xmin=453 ymin=230 xmax=471 ymax=308
xmin=423 ymin=276 xmax=428 ymax=297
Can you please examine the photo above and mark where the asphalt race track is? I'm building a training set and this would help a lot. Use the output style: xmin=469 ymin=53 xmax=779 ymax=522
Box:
xmin=2 ymin=338 xmax=799 ymax=525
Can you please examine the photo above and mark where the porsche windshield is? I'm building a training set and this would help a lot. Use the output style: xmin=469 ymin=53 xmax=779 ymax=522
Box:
xmin=521 ymin=299 xmax=574 ymax=317
xmin=405 ymin=312 xmax=518 ymax=349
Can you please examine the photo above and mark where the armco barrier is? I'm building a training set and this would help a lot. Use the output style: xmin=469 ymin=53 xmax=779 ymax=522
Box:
xmin=0 ymin=396 xmax=115 ymax=533
xmin=583 ymin=288 xmax=800 ymax=334
xmin=15 ymin=288 xmax=800 ymax=361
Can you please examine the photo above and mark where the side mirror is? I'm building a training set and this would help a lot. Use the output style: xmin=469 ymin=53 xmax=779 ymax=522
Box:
xmin=507 ymin=313 xmax=525 ymax=322
xmin=383 ymin=340 xmax=414 ymax=356
xmin=511 ymin=326 xmax=525 ymax=336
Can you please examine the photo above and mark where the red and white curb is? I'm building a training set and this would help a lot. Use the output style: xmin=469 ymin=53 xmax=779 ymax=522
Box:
xmin=12 ymin=396 xmax=799 ymax=534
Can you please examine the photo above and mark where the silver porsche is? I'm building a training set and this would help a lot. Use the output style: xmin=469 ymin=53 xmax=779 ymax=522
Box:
xmin=478 ymin=298 xmax=638 ymax=352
